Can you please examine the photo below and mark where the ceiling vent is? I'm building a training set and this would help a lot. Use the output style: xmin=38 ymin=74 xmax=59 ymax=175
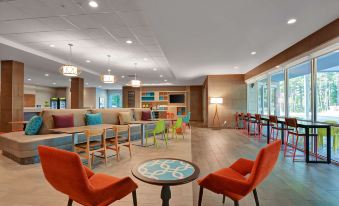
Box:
xmin=127 ymin=74 xmax=136 ymax=78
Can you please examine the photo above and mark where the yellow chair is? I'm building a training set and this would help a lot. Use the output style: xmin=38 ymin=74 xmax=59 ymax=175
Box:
xmin=317 ymin=121 xmax=339 ymax=153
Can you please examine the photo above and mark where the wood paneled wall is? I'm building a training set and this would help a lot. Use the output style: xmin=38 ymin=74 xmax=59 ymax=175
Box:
xmin=205 ymin=75 xmax=247 ymax=128
xmin=245 ymin=18 xmax=339 ymax=80
xmin=189 ymin=86 xmax=203 ymax=121
xmin=70 ymin=77 xmax=84 ymax=109
xmin=24 ymin=94 xmax=35 ymax=107
xmin=0 ymin=60 xmax=24 ymax=132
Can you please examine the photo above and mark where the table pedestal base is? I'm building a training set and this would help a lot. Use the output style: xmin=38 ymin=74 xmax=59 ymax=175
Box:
xmin=161 ymin=185 xmax=171 ymax=206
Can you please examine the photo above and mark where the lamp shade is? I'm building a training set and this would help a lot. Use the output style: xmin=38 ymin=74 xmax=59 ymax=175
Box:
xmin=59 ymin=65 xmax=81 ymax=77
xmin=101 ymin=74 xmax=115 ymax=83
xmin=210 ymin=97 xmax=223 ymax=104
xmin=130 ymin=79 xmax=141 ymax=87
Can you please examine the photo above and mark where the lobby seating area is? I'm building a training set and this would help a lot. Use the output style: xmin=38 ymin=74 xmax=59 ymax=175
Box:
xmin=0 ymin=1 xmax=338 ymax=206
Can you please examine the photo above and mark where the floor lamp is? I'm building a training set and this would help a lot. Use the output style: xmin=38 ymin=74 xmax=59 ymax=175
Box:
xmin=210 ymin=97 xmax=223 ymax=129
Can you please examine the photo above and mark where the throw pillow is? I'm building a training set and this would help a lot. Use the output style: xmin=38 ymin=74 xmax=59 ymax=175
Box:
xmin=85 ymin=113 xmax=103 ymax=125
xmin=118 ymin=111 xmax=132 ymax=125
xmin=52 ymin=114 xmax=74 ymax=128
xmin=141 ymin=111 xmax=151 ymax=121
xmin=25 ymin=116 xmax=43 ymax=135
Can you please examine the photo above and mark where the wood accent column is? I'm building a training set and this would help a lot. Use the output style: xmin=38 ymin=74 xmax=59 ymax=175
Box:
xmin=0 ymin=60 xmax=24 ymax=132
xmin=70 ymin=77 xmax=84 ymax=109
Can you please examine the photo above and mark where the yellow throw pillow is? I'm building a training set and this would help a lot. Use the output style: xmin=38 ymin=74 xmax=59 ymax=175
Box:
xmin=118 ymin=111 xmax=132 ymax=125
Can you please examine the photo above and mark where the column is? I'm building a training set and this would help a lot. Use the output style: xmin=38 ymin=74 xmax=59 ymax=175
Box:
xmin=71 ymin=77 xmax=84 ymax=109
xmin=0 ymin=60 xmax=24 ymax=132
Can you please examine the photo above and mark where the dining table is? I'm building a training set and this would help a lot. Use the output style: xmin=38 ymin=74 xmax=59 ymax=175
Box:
xmin=50 ymin=124 xmax=115 ymax=150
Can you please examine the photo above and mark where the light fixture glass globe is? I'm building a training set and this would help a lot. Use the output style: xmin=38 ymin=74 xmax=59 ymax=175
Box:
xmin=130 ymin=79 xmax=141 ymax=87
xmin=59 ymin=65 xmax=81 ymax=77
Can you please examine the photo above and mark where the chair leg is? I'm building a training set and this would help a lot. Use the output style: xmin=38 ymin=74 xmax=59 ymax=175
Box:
xmin=222 ymin=195 xmax=225 ymax=204
xmin=234 ymin=200 xmax=239 ymax=206
xmin=293 ymin=136 xmax=299 ymax=162
xmin=253 ymin=188 xmax=259 ymax=206
xmin=132 ymin=190 xmax=137 ymax=206
xmin=67 ymin=198 xmax=73 ymax=206
xmin=198 ymin=186 xmax=204 ymax=206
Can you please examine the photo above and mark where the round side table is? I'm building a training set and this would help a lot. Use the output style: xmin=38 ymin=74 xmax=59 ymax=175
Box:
xmin=132 ymin=158 xmax=200 ymax=206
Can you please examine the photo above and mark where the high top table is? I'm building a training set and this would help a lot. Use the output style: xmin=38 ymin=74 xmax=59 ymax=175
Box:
xmin=129 ymin=120 xmax=157 ymax=147
xmin=132 ymin=158 xmax=200 ymax=206
xmin=251 ymin=115 xmax=332 ymax=164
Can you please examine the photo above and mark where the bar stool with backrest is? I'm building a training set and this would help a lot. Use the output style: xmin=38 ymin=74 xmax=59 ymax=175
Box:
xmin=106 ymin=125 xmax=132 ymax=161
xmin=254 ymin=114 xmax=264 ymax=141
xmin=284 ymin=118 xmax=318 ymax=162
xmin=235 ymin=112 xmax=240 ymax=129
xmin=245 ymin=113 xmax=256 ymax=136
xmin=74 ymin=128 xmax=108 ymax=169
xmin=269 ymin=115 xmax=288 ymax=143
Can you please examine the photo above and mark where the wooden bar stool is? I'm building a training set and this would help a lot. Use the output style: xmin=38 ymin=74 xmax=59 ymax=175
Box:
xmin=284 ymin=118 xmax=318 ymax=162
xmin=74 ymin=128 xmax=108 ymax=169
xmin=106 ymin=125 xmax=132 ymax=161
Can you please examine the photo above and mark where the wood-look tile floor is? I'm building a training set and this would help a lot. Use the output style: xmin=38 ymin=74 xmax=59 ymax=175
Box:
xmin=191 ymin=127 xmax=339 ymax=206
xmin=1 ymin=127 xmax=339 ymax=206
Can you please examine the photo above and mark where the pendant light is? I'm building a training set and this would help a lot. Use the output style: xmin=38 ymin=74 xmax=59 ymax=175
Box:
xmin=130 ymin=63 xmax=141 ymax=87
xmin=59 ymin=44 xmax=81 ymax=77
xmin=101 ymin=55 xmax=115 ymax=83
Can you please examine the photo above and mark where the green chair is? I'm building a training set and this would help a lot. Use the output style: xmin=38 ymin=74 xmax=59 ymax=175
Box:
xmin=145 ymin=120 xmax=168 ymax=147
xmin=169 ymin=117 xmax=184 ymax=139
xmin=317 ymin=120 xmax=339 ymax=152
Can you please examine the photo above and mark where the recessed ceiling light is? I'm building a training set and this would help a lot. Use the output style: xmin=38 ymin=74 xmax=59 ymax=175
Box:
xmin=27 ymin=78 xmax=31 ymax=81
xmin=49 ymin=44 xmax=55 ymax=47
xmin=276 ymin=65 xmax=280 ymax=68
xmin=251 ymin=51 xmax=256 ymax=55
xmin=89 ymin=1 xmax=98 ymax=8
xmin=143 ymin=58 xmax=148 ymax=61
xmin=153 ymin=68 xmax=157 ymax=71
xmin=98 ymin=85 xmax=102 ymax=88
xmin=287 ymin=18 xmax=297 ymax=25
xmin=160 ymin=74 xmax=163 ymax=78
xmin=121 ymin=75 xmax=125 ymax=78
xmin=126 ymin=40 xmax=133 ymax=44
xmin=45 ymin=73 xmax=49 ymax=77
xmin=234 ymin=66 xmax=239 ymax=69
xmin=53 ymin=82 xmax=56 ymax=85
xmin=86 ymin=83 xmax=89 ymax=85
xmin=164 ymin=79 xmax=168 ymax=82
xmin=86 ymin=60 xmax=91 ymax=63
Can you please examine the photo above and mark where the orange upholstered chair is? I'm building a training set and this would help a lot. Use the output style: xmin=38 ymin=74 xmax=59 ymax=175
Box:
xmin=38 ymin=146 xmax=138 ymax=206
xmin=198 ymin=140 xmax=281 ymax=206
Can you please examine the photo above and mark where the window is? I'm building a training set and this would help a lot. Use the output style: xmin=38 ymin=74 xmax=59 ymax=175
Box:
xmin=247 ymin=83 xmax=258 ymax=114
xmin=316 ymin=50 xmax=339 ymax=123
xmin=258 ymin=78 xmax=268 ymax=115
xmin=288 ymin=61 xmax=312 ymax=120
xmin=108 ymin=91 xmax=122 ymax=108
xmin=270 ymin=71 xmax=285 ymax=116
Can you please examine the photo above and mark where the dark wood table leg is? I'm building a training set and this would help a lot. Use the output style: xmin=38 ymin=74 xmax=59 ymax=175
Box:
xmin=281 ymin=122 xmax=285 ymax=145
xmin=266 ymin=120 xmax=270 ymax=144
xmin=326 ymin=126 xmax=331 ymax=164
xmin=305 ymin=127 xmax=310 ymax=163
xmin=161 ymin=185 xmax=171 ymax=206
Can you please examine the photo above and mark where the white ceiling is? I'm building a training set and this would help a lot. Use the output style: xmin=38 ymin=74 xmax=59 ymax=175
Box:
xmin=0 ymin=0 xmax=338 ymax=88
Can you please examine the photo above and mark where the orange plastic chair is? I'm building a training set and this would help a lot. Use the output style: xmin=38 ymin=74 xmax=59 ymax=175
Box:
xmin=38 ymin=146 xmax=138 ymax=206
xmin=198 ymin=140 xmax=281 ymax=206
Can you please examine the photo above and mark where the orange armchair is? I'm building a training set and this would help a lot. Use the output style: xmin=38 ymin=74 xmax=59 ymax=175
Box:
xmin=38 ymin=146 xmax=138 ymax=206
xmin=198 ymin=140 xmax=281 ymax=206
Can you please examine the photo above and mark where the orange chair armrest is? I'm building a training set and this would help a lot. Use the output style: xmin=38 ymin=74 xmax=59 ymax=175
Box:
xmin=199 ymin=173 xmax=250 ymax=196
xmin=83 ymin=166 xmax=95 ymax=178
xmin=230 ymin=158 xmax=254 ymax=176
